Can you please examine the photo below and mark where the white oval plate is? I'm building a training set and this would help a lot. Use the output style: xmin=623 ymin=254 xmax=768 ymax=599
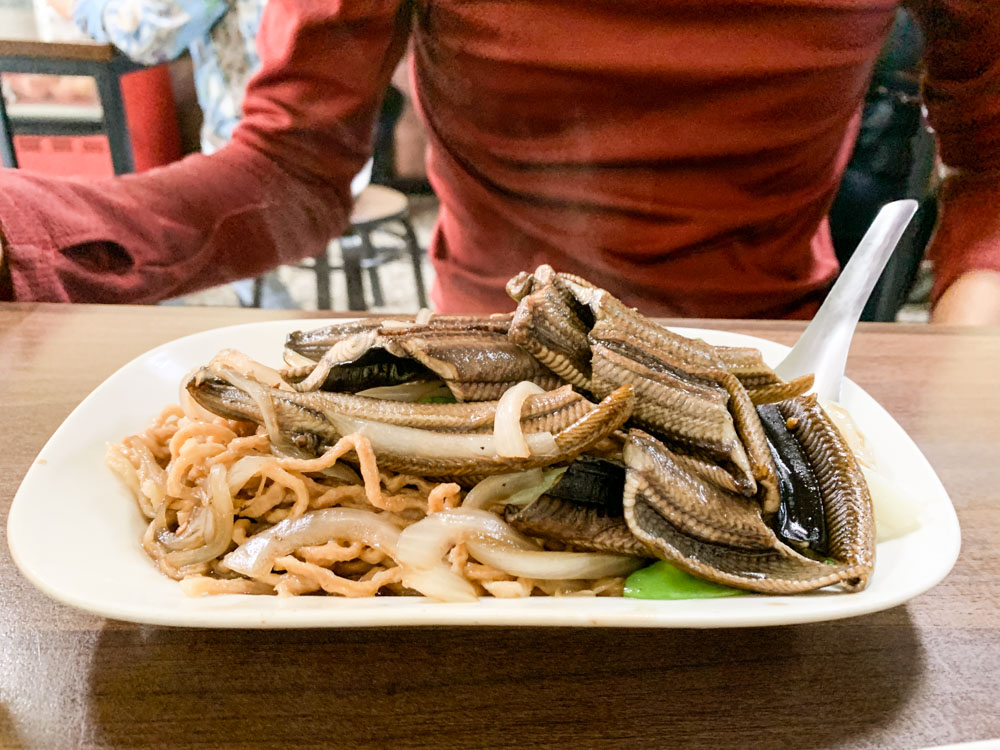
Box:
xmin=7 ymin=321 xmax=960 ymax=628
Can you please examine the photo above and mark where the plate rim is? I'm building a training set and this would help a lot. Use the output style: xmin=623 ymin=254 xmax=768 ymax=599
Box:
xmin=7 ymin=319 xmax=962 ymax=628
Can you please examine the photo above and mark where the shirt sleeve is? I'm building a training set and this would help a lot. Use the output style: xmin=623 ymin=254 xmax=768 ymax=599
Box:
xmin=0 ymin=0 xmax=408 ymax=303
xmin=74 ymin=0 xmax=228 ymax=64
xmin=905 ymin=0 xmax=1000 ymax=301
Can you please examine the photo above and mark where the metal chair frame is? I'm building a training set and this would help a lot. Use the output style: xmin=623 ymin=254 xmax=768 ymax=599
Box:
xmin=252 ymin=203 xmax=428 ymax=311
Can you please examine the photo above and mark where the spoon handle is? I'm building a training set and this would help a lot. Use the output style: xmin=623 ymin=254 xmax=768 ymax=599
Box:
xmin=775 ymin=199 xmax=919 ymax=402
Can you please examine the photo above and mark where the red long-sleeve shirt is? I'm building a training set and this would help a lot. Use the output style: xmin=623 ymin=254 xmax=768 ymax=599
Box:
xmin=2 ymin=0 xmax=999 ymax=317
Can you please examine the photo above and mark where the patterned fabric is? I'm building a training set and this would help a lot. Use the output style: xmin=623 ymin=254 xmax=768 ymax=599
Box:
xmin=74 ymin=0 xmax=264 ymax=153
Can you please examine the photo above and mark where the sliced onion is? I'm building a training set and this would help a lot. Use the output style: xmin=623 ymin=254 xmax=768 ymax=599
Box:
xmin=395 ymin=508 xmax=540 ymax=571
xmin=461 ymin=470 xmax=545 ymax=510
xmin=501 ymin=467 xmax=567 ymax=508
xmin=415 ymin=308 xmax=433 ymax=325
xmin=401 ymin=564 xmax=478 ymax=602
xmin=228 ymin=454 xmax=359 ymax=489
xmin=465 ymin=543 xmax=644 ymax=580
xmin=863 ymin=465 xmax=923 ymax=543
xmin=209 ymin=349 xmax=290 ymax=391
xmin=325 ymin=413 xmax=558 ymax=461
xmin=295 ymin=330 xmax=379 ymax=392
xmin=356 ymin=380 xmax=449 ymax=402
xmin=212 ymin=367 xmax=283 ymax=446
xmin=179 ymin=367 xmax=223 ymax=422
xmin=282 ymin=348 xmax=316 ymax=368
xmin=494 ymin=381 xmax=545 ymax=458
xmin=528 ymin=431 xmax=558 ymax=456
xmin=325 ymin=329 xmax=379 ymax=363
xmin=395 ymin=508 xmax=537 ymax=602
xmin=165 ymin=463 xmax=234 ymax=567
xmin=223 ymin=508 xmax=401 ymax=578
xmin=396 ymin=508 xmax=643 ymax=600
xmin=227 ymin=456 xmax=275 ymax=494
xmin=820 ymin=399 xmax=877 ymax=470
xmin=379 ymin=319 xmax=411 ymax=330
xmin=314 ymin=462 xmax=363 ymax=484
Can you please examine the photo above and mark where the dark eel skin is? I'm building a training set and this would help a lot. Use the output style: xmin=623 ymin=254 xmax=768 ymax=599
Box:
xmin=283 ymin=315 xmax=561 ymax=401
xmin=757 ymin=403 xmax=828 ymax=555
xmin=622 ymin=395 xmax=874 ymax=594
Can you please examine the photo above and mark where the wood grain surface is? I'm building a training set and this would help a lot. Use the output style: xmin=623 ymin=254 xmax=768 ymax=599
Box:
xmin=0 ymin=38 xmax=117 ymax=63
xmin=1 ymin=303 xmax=998 ymax=750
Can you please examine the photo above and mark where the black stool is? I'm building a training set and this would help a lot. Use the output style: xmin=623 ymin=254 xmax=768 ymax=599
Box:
xmin=253 ymin=185 xmax=427 ymax=310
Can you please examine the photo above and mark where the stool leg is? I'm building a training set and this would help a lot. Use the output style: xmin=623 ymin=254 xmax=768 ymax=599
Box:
xmin=315 ymin=246 xmax=332 ymax=310
xmin=94 ymin=68 xmax=135 ymax=174
xmin=0 ymin=93 xmax=18 ymax=168
xmin=401 ymin=217 xmax=428 ymax=308
xmin=339 ymin=234 xmax=368 ymax=311
xmin=359 ymin=230 xmax=385 ymax=308
xmin=251 ymin=277 xmax=264 ymax=307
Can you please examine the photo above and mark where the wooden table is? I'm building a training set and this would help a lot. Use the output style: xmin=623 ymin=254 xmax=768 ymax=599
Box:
xmin=1 ymin=303 xmax=998 ymax=750
xmin=0 ymin=35 xmax=142 ymax=173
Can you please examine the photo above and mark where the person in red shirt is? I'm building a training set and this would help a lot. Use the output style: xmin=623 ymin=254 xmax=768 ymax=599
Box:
xmin=1 ymin=0 xmax=998 ymax=323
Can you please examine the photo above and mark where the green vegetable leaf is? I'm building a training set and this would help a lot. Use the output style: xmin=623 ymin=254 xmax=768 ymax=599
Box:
xmin=417 ymin=394 xmax=457 ymax=404
xmin=501 ymin=467 xmax=568 ymax=508
xmin=623 ymin=561 xmax=747 ymax=600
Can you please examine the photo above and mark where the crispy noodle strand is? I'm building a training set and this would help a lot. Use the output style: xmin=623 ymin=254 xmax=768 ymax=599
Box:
xmin=108 ymin=407 xmax=627 ymax=598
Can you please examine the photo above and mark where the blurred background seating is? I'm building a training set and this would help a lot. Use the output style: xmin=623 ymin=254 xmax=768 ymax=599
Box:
xmin=1 ymin=2 xmax=939 ymax=318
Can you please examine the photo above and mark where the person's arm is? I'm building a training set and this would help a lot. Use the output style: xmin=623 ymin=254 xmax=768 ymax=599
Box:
xmin=71 ymin=0 xmax=228 ymax=65
xmin=0 ymin=0 xmax=409 ymax=304
xmin=933 ymin=269 xmax=1000 ymax=324
xmin=906 ymin=0 xmax=1000 ymax=324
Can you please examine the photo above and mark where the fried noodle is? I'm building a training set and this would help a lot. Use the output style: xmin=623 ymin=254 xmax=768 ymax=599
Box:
xmin=107 ymin=404 xmax=626 ymax=599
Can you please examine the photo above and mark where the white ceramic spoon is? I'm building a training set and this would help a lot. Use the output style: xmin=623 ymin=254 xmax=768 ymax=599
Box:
xmin=774 ymin=199 xmax=920 ymax=401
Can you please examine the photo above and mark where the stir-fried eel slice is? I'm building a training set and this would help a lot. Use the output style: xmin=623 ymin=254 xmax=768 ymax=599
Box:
xmin=590 ymin=333 xmax=754 ymax=486
xmin=623 ymin=430 xmax=869 ymax=594
xmin=506 ymin=496 xmax=651 ymax=556
xmin=566 ymin=287 xmax=784 ymax=390
xmin=778 ymin=395 xmax=875 ymax=591
xmin=507 ymin=265 xmax=782 ymax=510
xmin=391 ymin=333 xmax=562 ymax=401
xmin=590 ymin=318 xmax=780 ymax=513
xmin=625 ymin=499 xmax=866 ymax=594
xmin=507 ymin=276 xmax=594 ymax=390
xmin=186 ymin=368 xmax=635 ymax=478
xmin=757 ymin=403 xmax=827 ymax=554
xmin=713 ymin=344 xmax=787 ymax=390
xmin=284 ymin=322 xmax=559 ymax=400
xmin=588 ymin=322 xmax=779 ymax=510
xmin=623 ymin=431 xmax=778 ymax=549
xmin=285 ymin=319 xmax=388 ymax=362
xmin=544 ymin=455 xmax=627 ymax=509
xmin=307 ymin=383 xmax=634 ymax=478
xmin=510 ymin=262 xmax=803 ymax=405
xmin=747 ymin=374 xmax=815 ymax=405
xmin=284 ymin=346 xmax=435 ymax=394
xmin=622 ymin=411 xmax=874 ymax=595
xmin=720 ymin=369 xmax=781 ymax=513
xmin=195 ymin=376 xmax=590 ymax=434
xmin=505 ymin=456 xmax=651 ymax=556
xmin=285 ymin=314 xmax=514 ymax=361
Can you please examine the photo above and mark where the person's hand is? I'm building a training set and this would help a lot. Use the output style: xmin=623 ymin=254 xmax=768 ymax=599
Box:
xmin=932 ymin=270 xmax=1000 ymax=325
xmin=46 ymin=0 xmax=75 ymax=20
